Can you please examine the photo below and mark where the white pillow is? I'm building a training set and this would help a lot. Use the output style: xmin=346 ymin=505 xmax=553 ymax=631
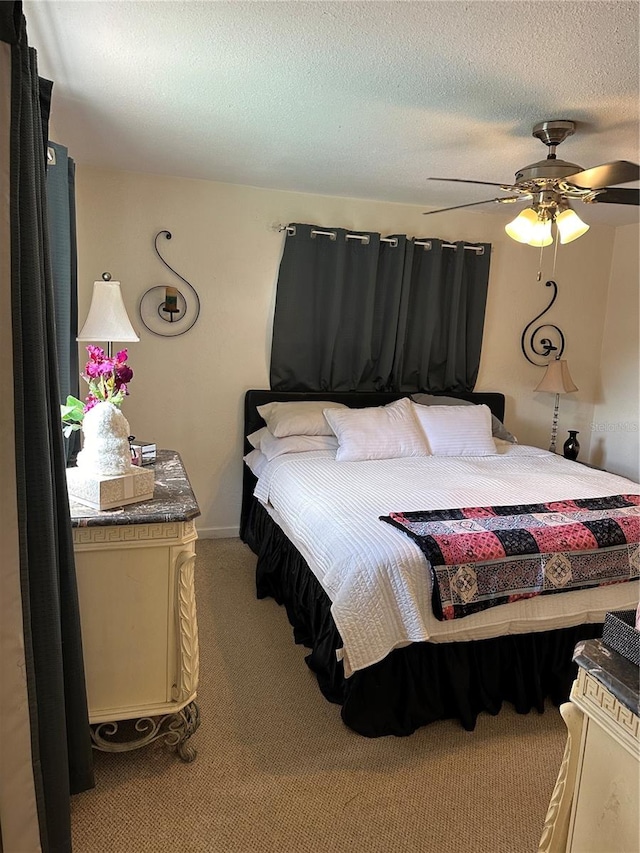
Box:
xmin=243 ymin=448 xmax=269 ymax=478
xmin=411 ymin=393 xmax=517 ymax=443
xmin=257 ymin=400 xmax=347 ymax=437
xmin=259 ymin=431 xmax=338 ymax=462
xmin=412 ymin=403 xmax=496 ymax=456
xmin=247 ymin=427 xmax=270 ymax=449
xmin=323 ymin=398 xmax=429 ymax=462
xmin=248 ymin=425 xmax=338 ymax=460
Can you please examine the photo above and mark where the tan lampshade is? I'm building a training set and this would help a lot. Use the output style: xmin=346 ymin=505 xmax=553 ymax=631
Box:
xmin=534 ymin=359 xmax=578 ymax=394
xmin=77 ymin=280 xmax=139 ymax=343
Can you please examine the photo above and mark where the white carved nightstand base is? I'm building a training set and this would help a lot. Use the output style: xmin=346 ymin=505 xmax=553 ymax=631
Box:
xmin=71 ymin=451 xmax=202 ymax=765
xmin=540 ymin=652 xmax=640 ymax=853
xmin=538 ymin=703 xmax=584 ymax=853
xmin=90 ymin=700 xmax=200 ymax=762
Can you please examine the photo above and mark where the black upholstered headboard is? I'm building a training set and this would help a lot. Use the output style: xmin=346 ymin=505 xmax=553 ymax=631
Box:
xmin=240 ymin=389 xmax=506 ymax=541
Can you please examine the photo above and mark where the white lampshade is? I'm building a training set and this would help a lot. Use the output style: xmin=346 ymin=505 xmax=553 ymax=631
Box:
xmin=555 ymin=208 xmax=590 ymax=244
xmin=505 ymin=208 xmax=538 ymax=243
xmin=77 ymin=280 xmax=139 ymax=343
xmin=534 ymin=359 xmax=578 ymax=394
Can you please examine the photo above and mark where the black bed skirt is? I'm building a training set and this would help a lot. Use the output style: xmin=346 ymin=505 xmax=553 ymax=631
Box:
xmin=247 ymin=500 xmax=602 ymax=737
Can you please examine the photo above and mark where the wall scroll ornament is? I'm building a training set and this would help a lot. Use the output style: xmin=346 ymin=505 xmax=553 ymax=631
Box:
xmin=139 ymin=231 xmax=201 ymax=337
xmin=520 ymin=279 xmax=565 ymax=366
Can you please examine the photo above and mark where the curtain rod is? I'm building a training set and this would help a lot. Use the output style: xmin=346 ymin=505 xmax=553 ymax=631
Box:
xmin=277 ymin=225 xmax=484 ymax=254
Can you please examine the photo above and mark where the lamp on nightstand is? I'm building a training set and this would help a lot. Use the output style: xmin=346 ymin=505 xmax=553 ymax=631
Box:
xmin=77 ymin=272 xmax=139 ymax=357
xmin=68 ymin=271 xmax=151 ymax=510
xmin=534 ymin=357 xmax=578 ymax=453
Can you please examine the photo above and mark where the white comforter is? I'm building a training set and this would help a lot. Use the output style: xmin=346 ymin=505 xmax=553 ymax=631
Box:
xmin=253 ymin=445 xmax=640 ymax=676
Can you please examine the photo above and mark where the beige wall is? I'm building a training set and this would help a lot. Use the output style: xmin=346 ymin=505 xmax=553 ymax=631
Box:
xmin=75 ymin=167 xmax=617 ymax=535
xmin=591 ymin=223 xmax=640 ymax=480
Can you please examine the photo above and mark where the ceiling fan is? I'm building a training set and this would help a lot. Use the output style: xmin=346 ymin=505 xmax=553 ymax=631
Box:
xmin=424 ymin=120 xmax=640 ymax=246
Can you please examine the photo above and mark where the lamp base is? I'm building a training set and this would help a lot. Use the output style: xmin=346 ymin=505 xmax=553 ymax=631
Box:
xmin=548 ymin=392 xmax=560 ymax=453
xmin=66 ymin=466 xmax=154 ymax=511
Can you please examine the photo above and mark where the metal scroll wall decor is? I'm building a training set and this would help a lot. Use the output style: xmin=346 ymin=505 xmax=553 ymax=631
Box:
xmin=522 ymin=278 xmax=579 ymax=456
xmin=521 ymin=279 xmax=565 ymax=365
xmin=138 ymin=230 xmax=201 ymax=337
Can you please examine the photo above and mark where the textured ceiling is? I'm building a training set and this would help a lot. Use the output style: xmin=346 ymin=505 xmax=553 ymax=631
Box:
xmin=25 ymin=0 xmax=640 ymax=225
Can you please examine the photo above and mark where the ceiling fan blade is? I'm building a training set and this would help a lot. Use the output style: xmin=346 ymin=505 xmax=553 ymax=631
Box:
xmin=565 ymin=160 xmax=640 ymax=190
xmin=423 ymin=196 xmax=525 ymax=215
xmin=428 ymin=177 xmax=514 ymax=189
xmin=590 ymin=187 xmax=640 ymax=206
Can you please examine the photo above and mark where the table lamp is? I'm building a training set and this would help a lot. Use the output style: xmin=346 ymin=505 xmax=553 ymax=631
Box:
xmin=77 ymin=272 xmax=139 ymax=356
xmin=534 ymin=358 xmax=578 ymax=452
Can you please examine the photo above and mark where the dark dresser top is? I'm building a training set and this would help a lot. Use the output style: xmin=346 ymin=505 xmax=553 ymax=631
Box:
xmin=69 ymin=450 xmax=200 ymax=527
xmin=573 ymin=638 xmax=639 ymax=717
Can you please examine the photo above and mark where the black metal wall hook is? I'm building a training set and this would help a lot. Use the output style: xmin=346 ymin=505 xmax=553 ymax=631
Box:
xmin=521 ymin=280 xmax=565 ymax=366
xmin=139 ymin=231 xmax=201 ymax=337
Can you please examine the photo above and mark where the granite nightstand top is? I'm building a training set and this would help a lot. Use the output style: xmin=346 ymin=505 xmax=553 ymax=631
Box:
xmin=69 ymin=450 xmax=200 ymax=527
xmin=573 ymin=638 xmax=639 ymax=717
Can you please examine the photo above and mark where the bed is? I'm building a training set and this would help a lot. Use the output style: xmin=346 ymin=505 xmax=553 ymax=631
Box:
xmin=240 ymin=390 xmax=639 ymax=737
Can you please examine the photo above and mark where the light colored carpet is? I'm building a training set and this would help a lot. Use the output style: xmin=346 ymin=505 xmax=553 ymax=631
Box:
xmin=71 ymin=538 xmax=566 ymax=853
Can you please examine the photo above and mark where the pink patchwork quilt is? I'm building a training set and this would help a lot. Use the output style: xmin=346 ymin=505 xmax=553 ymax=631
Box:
xmin=380 ymin=495 xmax=640 ymax=620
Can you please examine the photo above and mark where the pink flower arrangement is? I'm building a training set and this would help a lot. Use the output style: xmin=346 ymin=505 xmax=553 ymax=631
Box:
xmin=60 ymin=346 xmax=134 ymax=437
xmin=82 ymin=345 xmax=134 ymax=411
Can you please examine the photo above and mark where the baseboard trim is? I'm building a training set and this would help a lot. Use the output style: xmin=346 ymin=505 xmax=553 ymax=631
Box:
xmin=196 ymin=525 xmax=240 ymax=540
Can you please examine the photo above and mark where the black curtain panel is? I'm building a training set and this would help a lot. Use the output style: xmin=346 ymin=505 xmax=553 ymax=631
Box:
xmin=270 ymin=225 xmax=406 ymax=391
xmin=270 ymin=224 xmax=491 ymax=393
xmin=47 ymin=139 xmax=80 ymax=463
xmin=3 ymin=4 xmax=94 ymax=853
xmin=393 ymin=238 xmax=491 ymax=392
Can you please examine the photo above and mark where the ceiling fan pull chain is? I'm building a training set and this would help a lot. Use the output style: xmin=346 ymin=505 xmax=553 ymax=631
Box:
xmin=552 ymin=230 xmax=560 ymax=275
xmin=537 ymin=244 xmax=544 ymax=281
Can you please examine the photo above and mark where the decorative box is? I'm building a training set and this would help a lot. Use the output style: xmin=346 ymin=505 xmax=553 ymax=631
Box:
xmin=130 ymin=440 xmax=157 ymax=466
xmin=66 ymin=465 xmax=155 ymax=510
xmin=602 ymin=609 xmax=640 ymax=667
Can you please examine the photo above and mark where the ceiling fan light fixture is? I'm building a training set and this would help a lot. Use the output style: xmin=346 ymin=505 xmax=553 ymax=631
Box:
xmin=504 ymin=207 xmax=539 ymax=243
xmin=526 ymin=217 xmax=553 ymax=247
xmin=555 ymin=207 xmax=590 ymax=244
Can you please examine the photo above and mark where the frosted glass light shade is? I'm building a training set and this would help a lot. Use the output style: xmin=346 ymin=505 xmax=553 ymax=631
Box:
xmin=504 ymin=208 xmax=539 ymax=243
xmin=534 ymin=359 xmax=578 ymax=394
xmin=555 ymin=208 xmax=590 ymax=244
xmin=77 ymin=281 xmax=139 ymax=343
xmin=527 ymin=218 xmax=553 ymax=247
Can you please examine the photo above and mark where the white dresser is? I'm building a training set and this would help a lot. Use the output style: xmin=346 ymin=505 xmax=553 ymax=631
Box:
xmin=539 ymin=638 xmax=640 ymax=853
xmin=70 ymin=450 xmax=201 ymax=761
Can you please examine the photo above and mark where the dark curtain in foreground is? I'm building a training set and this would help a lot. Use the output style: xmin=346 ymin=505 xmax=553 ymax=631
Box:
xmin=270 ymin=223 xmax=491 ymax=393
xmin=47 ymin=139 xmax=80 ymax=463
xmin=2 ymin=3 xmax=94 ymax=852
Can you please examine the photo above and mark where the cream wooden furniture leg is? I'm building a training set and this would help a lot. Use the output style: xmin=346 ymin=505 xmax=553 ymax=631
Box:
xmin=539 ymin=640 xmax=640 ymax=853
xmin=538 ymin=702 xmax=585 ymax=853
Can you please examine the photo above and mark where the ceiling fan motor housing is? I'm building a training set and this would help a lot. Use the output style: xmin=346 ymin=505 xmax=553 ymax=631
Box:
xmin=515 ymin=157 xmax=584 ymax=185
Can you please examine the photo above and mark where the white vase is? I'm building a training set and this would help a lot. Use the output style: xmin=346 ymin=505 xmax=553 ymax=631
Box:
xmin=76 ymin=401 xmax=134 ymax=477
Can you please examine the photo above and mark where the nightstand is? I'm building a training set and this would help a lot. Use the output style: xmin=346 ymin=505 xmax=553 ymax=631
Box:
xmin=538 ymin=639 xmax=639 ymax=852
xmin=69 ymin=450 xmax=201 ymax=761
